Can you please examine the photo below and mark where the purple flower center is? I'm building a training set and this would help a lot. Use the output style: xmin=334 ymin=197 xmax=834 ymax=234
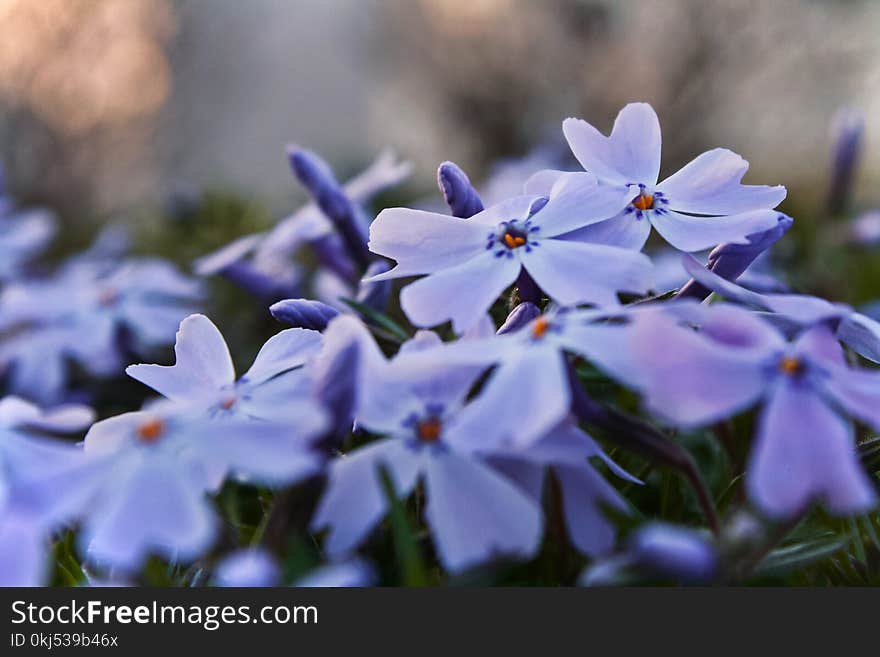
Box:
xmin=416 ymin=417 xmax=443 ymax=443
xmin=486 ymin=219 xmax=540 ymax=258
xmin=778 ymin=355 xmax=805 ymax=377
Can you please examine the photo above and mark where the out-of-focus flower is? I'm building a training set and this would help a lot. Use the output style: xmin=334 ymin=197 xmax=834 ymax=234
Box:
xmin=311 ymin=317 xmax=544 ymax=573
xmin=295 ymin=558 xmax=376 ymax=587
xmin=551 ymin=103 xmax=785 ymax=252
xmin=213 ymin=548 xmax=281 ymax=587
xmin=0 ymin=396 xmax=93 ymax=586
xmin=617 ymin=303 xmax=878 ymax=518
xmin=368 ymin=175 xmax=653 ymax=332
xmin=0 ymin=255 xmax=202 ymax=404
xmin=680 ymin=255 xmax=880 ymax=363
xmin=75 ymin=397 xmax=324 ymax=571
xmin=489 ymin=421 xmax=639 ymax=558
xmin=126 ymin=314 xmax=326 ymax=430
xmin=581 ymin=523 xmax=717 ymax=586
xmin=194 ymin=150 xmax=410 ymax=302
xmin=848 ymin=210 xmax=880 ymax=246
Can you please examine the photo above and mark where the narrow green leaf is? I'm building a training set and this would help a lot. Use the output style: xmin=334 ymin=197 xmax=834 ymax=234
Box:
xmin=340 ymin=297 xmax=411 ymax=342
xmin=378 ymin=465 xmax=428 ymax=587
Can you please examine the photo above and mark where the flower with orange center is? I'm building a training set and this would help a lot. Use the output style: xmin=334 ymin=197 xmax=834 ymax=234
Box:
xmin=632 ymin=194 xmax=654 ymax=211
xmin=503 ymin=232 xmax=527 ymax=249
xmin=531 ymin=315 xmax=550 ymax=339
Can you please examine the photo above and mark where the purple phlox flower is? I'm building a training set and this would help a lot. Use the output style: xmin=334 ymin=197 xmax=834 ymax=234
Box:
xmin=311 ymin=324 xmax=545 ymax=573
xmin=0 ymin=396 xmax=93 ymax=586
xmin=619 ymin=303 xmax=878 ymax=518
xmin=677 ymin=213 xmax=793 ymax=298
xmin=488 ymin=420 xmax=640 ymax=558
xmin=367 ymin=174 xmax=653 ymax=333
xmin=270 ymin=298 xmax=340 ymax=331
xmin=295 ymin=558 xmax=376 ymax=587
xmin=213 ymin=548 xmax=281 ymax=587
xmin=544 ymin=103 xmax=785 ymax=252
xmin=0 ymin=257 xmax=203 ymax=403
xmin=75 ymin=395 xmax=323 ymax=571
xmin=398 ymin=301 xmax=702 ymax=451
xmin=126 ymin=314 xmax=327 ymax=430
xmin=680 ymin=254 xmax=880 ymax=363
xmin=581 ymin=523 xmax=717 ymax=586
xmin=827 ymin=107 xmax=863 ymax=215
xmin=438 ymin=161 xmax=484 ymax=218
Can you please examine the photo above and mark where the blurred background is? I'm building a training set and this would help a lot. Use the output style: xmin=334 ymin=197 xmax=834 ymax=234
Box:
xmin=1 ymin=0 xmax=879 ymax=230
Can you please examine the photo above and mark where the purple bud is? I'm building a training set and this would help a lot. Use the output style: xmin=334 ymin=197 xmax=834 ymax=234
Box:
xmin=270 ymin=298 xmax=339 ymax=331
xmin=356 ymin=260 xmax=392 ymax=312
xmin=288 ymin=147 xmax=371 ymax=270
xmin=310 ymin=234 xmax=358 ymax=283
xmin=629 ymin=523 xmax=717 ymax=584
xmin=497 ymin=302 xmax=541 ymax=335
xmin=437 ymin=161 xmax=484 ymax=218
xmin=827 ymin=107 xmax=864 ymax=215
xmin=313 ymin=339 xmax=359 ymax=439
xmin=677 ymin=213 xmax=792 ymax=301
xmin=221 ymin=262 xmax=298 ymax=301
xmin=515 ymin=269 xmax=543 ymax=305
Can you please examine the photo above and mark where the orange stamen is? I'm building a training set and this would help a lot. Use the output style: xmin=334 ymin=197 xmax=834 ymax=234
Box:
xmin=532 ymin=316 xmax=550 ymax=338
xmin=417 ymin=418 xmax=442 ymax=443
xmin=137 ymin=418 xmax=165 ymax=444
xmin=503 ymin=233 xmax=526 ymax=249
xmin=632 ymin=194 xmax=654 ymax=211
xmin=220 ymin=396 xmax=237 ymax=410
xmin=779 ymin=356 xmax=803 ymax=376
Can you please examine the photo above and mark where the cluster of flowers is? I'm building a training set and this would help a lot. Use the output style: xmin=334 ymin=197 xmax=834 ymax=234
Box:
xmin=2 ymin=103 xmax=879 ymax=587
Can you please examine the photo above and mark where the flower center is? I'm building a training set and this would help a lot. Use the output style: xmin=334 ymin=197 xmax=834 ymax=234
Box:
xmin=532 ymin=315 xmax=550 ymax=338
xmin=416 ymin=417 xmax=443 ymax=443
xmin=98 ymin=287 xmax=119 ymax=307
xmin=220 ymin=396 xmax=237 ymax=410
xmin=632 ymin=194 xmax=654 ymax=211
xmin=778 ymin=356 xmax=804 ymax=376
xmin=503 ymin=231 xmax=527 ymax=249
xmin=137 ymin=418 xmax=165 ymax=444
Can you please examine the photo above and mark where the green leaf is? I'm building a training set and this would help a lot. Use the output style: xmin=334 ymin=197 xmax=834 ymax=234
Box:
xmin=378 ymin=465 xmax=428 ymax=586
xmin=340 ymin=297 xmax=411 ymax=342
xmin=757 ymin=537 xmax=850 ymax=577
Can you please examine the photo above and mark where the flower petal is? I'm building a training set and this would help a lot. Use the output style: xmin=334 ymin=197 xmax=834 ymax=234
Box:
xmin=125 ymin=314 xmax=235 ymax=402
xmin=558 ymin=210 xmax=652 ymax=250
xmin=651 ymin=209 xmax=780 ymax=253
xmin=747 ymin=380 xmax=876 ymax=518
xmin=399 ymin=250 xmax=520 ymax=332
xmin=556 ymin=463 xmax=626 ymax=557
xmin=242 ymin=328 xmax=323 ymax=384
xmin=521 ymin=239 xmax=653 ymax=307
xmin=532 ymin=173 xmax=635 ymax=238
xmin=657 ymin=148 xmax=786 ymax=215
xmin=367 ymin=208 xmax=492 ymax=280
xmin=311 ymin=439 xmax=422 ymax=557
xmin=424 ymin=451 xmax=543 ymax=572
xmin=563 ymin=103 xmax=662 ymax=186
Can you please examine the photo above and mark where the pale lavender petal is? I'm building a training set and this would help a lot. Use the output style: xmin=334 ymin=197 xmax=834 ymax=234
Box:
xmin=822 ymin=364 xmax=880 ymax=432
xmin=125 ymin=314 xmax=236 ymax=402
xmin=0 ymin=513 xmax=47 ymax=586
xmin=82 ymin=457 xmax=218 ymax=571
xmin=747 ymin=380 xmax=876 ymax=518
xmin=563 ymin=103 xmax=662 ymax=186
xmin=400 ymin=250 xmax=520 ymax=333
xmin=448 ymin=349 xmax=569 ymax=451
xmin=556 ymin=463 xmax=626 ymax=557
xmin=521 ymin=239 xmax=652 ymax=307
xmin=242 ymin=328 xmax=323 ymax=384
xmin=311 ymin=439 xmax=423 ymax=557
xmin=836 ymin=313 xmax=880 ymax=363
xmin=193 ymin=233 xmax=263 ymax=276
xmin=657 ymin=148 xmax=786 ymax=215
xmin=559 ymin=210 xmax=652 ymax=250
xmin=367 ymin=208 xmax=489 ymax=280
xmin=651 ymin=209 xmax=780 ymax=253
xmin=532 ymin=172 xmax=635 ymax=237
xmin=295 ymin=558 xmax=376 ymax=587
xmin=424 ymin=451 xmax=543 ymax=573
xmin=214 ymin=549 xmax=280 ymax=587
